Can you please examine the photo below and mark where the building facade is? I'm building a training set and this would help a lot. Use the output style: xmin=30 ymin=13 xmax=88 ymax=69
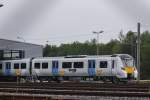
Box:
xmin=0 ymin=39 xmax=43 ymax=59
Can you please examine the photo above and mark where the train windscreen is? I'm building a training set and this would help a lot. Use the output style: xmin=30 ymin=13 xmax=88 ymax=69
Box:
xmin=119 ymin=55 xmax=135 ymax=67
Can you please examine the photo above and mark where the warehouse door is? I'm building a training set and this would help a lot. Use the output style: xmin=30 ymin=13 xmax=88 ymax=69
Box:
xmin=88 ymin=60 xmax=96 ymax=76
xmin=52 ymin=61 xmax=59 ymax=76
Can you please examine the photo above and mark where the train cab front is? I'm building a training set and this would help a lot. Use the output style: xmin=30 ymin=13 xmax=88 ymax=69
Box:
xmin=119 ymin=54 xmax=138 ymax=80
xmin=122 ymin=66 xmax=138 ymax=80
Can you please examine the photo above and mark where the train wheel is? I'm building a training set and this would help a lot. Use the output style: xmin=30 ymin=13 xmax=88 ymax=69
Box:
xmin=83 ymin=77 xmax=86 ymax=81
xmin=39 ymin=78 xmax=43 ymax=83
xmin=93 ymin=76 xmax=99 ymax=81
xmin=122 ymin=80 xmax=128 ymax=84
xmin=112 ymin=77 xmax=120 ymax=84
xmin=102 ymin=77 xmax=107 ymax=83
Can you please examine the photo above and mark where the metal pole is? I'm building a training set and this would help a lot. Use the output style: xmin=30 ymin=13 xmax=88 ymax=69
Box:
xmin=93 ymin=31 xmax=103 ymax=55
xmin=96 ymin=33 xmax=99 ymax=55
xmin=137 ymin=22 xmax=141 ymax=81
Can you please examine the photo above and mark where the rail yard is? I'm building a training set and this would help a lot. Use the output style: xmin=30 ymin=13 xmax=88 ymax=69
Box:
xmin=0 ymin=81 xmax=149 ymax=100
xmin=0 ymin=54 xmax=149 ymax=100
xmin=1 ymin=0 xmax=150 ymax=100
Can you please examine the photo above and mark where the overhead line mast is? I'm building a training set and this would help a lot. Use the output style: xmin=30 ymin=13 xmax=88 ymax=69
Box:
xmin=137 ymin=22 xmax=141 ymax=81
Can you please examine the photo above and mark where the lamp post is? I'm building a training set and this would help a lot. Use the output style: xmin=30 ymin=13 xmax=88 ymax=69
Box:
xmin=0 ymin=4 xmax=3 ymax=7
xmin=46 ymin=40 xmax=49 ymax=44
xmin=17 ymin=36 xmax=26 ymax=42
xmin=93 ymin=30 xmax=104 ymax=55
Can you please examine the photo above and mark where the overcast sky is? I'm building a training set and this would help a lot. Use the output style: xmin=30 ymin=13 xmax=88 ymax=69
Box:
xmin=0 ymin=0 xmax=150 ymax=45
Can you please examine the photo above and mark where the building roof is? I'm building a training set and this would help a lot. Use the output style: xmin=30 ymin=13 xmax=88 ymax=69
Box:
xmin=0 ymin=38 xmax=43 ymax=47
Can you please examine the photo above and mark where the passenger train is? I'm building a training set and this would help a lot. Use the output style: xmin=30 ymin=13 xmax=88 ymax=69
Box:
xmin=0 ymin=54 xmax=138 ymax=83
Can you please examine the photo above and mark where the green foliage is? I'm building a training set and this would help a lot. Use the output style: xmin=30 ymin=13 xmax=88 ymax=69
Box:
xmin=43 ymin=31 xmax=150 ymax=79
xmin=140 ymin=31 xmax=150 ymax=79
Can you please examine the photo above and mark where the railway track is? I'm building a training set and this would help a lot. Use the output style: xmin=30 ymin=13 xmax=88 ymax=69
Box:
xmin=0 ymin=88 xmax=150 ymax=97
xmin=0 ymin=81 xmax=149 ymax=87
xmin=0 ymin=86 xmax=148 ymax=92
xmin=0 ymin=82 xmax=150 ymax=99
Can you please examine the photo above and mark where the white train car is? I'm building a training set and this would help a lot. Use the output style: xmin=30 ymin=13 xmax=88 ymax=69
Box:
xmin=31 ymin=54 xmax=138 ymax=83
xmin=0 ymin=54 xmax=138 ymax=83
xmin=0 ymin=58 xmax=31 ymax=81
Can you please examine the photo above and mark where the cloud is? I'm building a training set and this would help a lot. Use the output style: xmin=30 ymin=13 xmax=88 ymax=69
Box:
xmin=105 ymin=0 xmax=150 ymax=23
xmin=0 ymin=0 xmax=150 ymax=45
xmin=0 ymin=0 xmax=58 ymax=37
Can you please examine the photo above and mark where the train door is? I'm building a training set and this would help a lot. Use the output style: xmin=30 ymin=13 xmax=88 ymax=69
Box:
xmin=88 ymin=60 xmax=96 ymax=76
xmin=5 ymin=62 xmax=11 ymax=76
xmin=52 ymin=61 xmax=59 ymax=76
xmin=111 ymin=59 xmax=117 ymax=76
xmin=0 ymin=63 xmax=2 ymax=75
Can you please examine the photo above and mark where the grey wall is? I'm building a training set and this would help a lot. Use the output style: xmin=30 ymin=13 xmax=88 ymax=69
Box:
xmin=0 ymin=39 xmax=43 ymax=58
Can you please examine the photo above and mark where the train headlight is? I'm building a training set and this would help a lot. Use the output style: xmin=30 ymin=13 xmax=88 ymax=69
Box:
xmin=122 ymin=66 xmax=135 ymax=74
xmin=121 ymin=67 xmax=125 ymax=70
xmin=133 ymin=68 xmax=138 ymax=79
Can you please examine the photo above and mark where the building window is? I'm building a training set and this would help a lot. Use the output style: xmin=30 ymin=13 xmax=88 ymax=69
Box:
xmin=100 ymin=61 xmax=107 ymax=68
xmin=21 ymin=63 xmax=26 ymax=69
xmin=62 ymin=62 xmax=72 ymax=68
xmin=34 ymin=63 xmax=40 ymax=69
xmin=42 ymin=63 xmax=48 ymax=69
xmin=14 ymin=63 xmax=19 ymax=69
xmin=74 ymin=62 xmax=83 ymax=68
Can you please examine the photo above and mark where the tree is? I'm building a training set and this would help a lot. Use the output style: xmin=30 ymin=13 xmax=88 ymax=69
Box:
xmin=140 ymin=31 xmax=150 ymax=79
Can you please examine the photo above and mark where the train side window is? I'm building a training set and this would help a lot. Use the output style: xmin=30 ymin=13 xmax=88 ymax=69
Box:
xmin=6 ymin=62 xmax=11 ymax=69
xmin=0 ymin=64 xmax=2 ymax=69
xmin=74 ymin=62 xmax=83 ymax=68
xmin=34 ymin=63 xmax=40 ymax=69
xmin=14 ymin=63 xmax=19 ymax=69
xmin=88 ymin=60 xmax=95 ymax=68
xmin=100 ymin=61 xmax=107 ymax=68
xmin=56 ymin=62 xmax=59 ymax=68
xmin=62 ymin=62 xmax=72 ymax=68
xmin=92 ymin=62 xmax=95 ymax=68
xmin=21 ymin=63 xmax=26 ymax=69
xmin=42 ymin=62 xmax=48 ymax=69
xmin=52 ymin=61 xmax=59 ymax=68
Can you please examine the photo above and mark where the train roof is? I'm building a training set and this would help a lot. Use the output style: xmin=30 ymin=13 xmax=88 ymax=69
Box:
xmin=36 ymin=54 xmax=130 ymax=58
xmin=0 ymin=58 xmax=31 ymax=62
xmin=33 ymin=54 xmax=132 ymax=60
xmin=0 ymin=54 xmax=133 ymax=61
xmin=34 ymin=55 xmax=110 ymax=59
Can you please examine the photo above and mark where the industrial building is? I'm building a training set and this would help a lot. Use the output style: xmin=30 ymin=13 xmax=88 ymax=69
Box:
xmin=0 ymin=39 xmax=43 ymax=59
